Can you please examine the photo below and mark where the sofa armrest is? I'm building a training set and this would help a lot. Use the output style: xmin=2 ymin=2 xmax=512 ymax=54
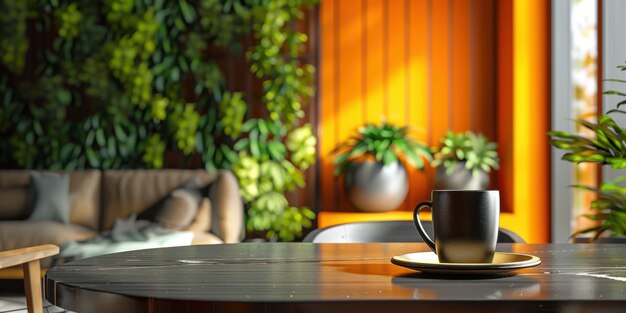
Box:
xmin=209 ymin=170 xmax=244 ymax=243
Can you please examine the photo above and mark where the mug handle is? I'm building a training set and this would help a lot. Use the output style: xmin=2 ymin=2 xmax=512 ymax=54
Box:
xmin=413 ymin=201 xmax=436 ymax=253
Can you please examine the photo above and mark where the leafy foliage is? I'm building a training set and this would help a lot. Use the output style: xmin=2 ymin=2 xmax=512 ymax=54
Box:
xmin=548 ymin=116 xmax=626 ymax=169
xmin=332 ymin=122 xmax=432 ymax=176
xmin=0 ymin=0 xmax=317 ymax=241
xmin=549 ymin=61 xmax=626 ymax=240
xmin=571 ymin=178 xmax=626 ymax=240
xmin=0 ymin=0 xmax=28 ymax=73
xmin=230 ymin=117 xmax=316 ymax=241
xmin=431 ymin=131 xmax=500 ymax=176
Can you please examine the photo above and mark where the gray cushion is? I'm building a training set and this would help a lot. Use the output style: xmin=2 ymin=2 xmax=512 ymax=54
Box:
xmin=28 ymin=171 xmax=70 ymax=224
xmin=180 ymin=176 xmax=203 ymax=204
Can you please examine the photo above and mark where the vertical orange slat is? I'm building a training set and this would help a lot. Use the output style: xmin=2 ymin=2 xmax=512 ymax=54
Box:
xmin=386 ymin=0 xmax=407 ymax=126
xmin=431 ymin=0 xmax=451 ymax=146
xmin=473 ymin=0 xmax=495 ymax=139
xmin=337 ymin=0 xmax=364 ymax=211
xmin=320 ymin=0 xmax=337 ymax=212
xmin=408 ymin=0 xmax=430 ymax=208
xmin=365 ymin=0 xmax=385 ymax=125
xmin=512 ymin=0 xmax=550 ymax=243
xmin=452 ymin=0 xmax=471 ymax=132
xmin=497 ymin=0 xmax=514 ymax=214
xmin=387 ymin=0 xmax=409 ymax=210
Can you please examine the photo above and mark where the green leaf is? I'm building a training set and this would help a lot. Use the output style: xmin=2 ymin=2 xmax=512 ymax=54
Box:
xmin=107 ymin=137 xmax=116 ymax=157
xmin=114 ymin=124 xmax=127 ymax=141
xmin=604 ymin=90 xmax=626 ymax=97
xmin=170 ymin=67 xmax=181 ymax=81
xmin=269 ymin=164 xmax=285 ymax=190
xmin=603 ymin=78 xmax=626 ymax=83
xmin=382 ymin=149 xmax=397 ymax=166
xmin=234 ymin=138 xmax=250 ymax=151
xmin=177 ymin=55 xmax=189 ymax=72
xmin=57 ymin=90 xmax=71 ymax=104
xmin=349 ymin=142 xmax=368 ymax=157
xmin=60 ymin=144 xmax=73 ymax=160
xmin=174 ymin=16 xmax=186 ymax=30
xmin=179 ymin=0 xmax=196 ymax=23
xmin=258 ymin=119 xmax=269 ymax=135
xmin=241 ymin=119 xmax=257 ymax=132
xmin=86 ymin=148 xmax=99 ymax=167
xmin=95 ymin=128 xmax=105 ymax=146
xmin=607 ymin=109 xmax=626 ymax=115
xmin=607 ymin=158 xmax=626 ymax=169
xmin=250 ymin=139 xmax=261 ymax=158
xmin=221 ymin=144 xmax=237 ymax=164
xmin=267 ymin=141 xmax=286 ymax=161
xmin=33 ymin=121 xmax=43 ymax=136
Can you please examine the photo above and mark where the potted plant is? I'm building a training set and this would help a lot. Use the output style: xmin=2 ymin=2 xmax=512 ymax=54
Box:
xmin=571 ymin=177 xmax=626 ymax=242
xmin=549 ymin=80 xmax=626 ymax=241
xmin=431 ymin=131 xmax=500 ymax=190
xmin=332 ymin=122 xmax=432 ymax=212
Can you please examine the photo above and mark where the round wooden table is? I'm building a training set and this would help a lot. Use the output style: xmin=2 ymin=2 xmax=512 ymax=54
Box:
xmin=45 ymin=243 xmax=626 ymax=313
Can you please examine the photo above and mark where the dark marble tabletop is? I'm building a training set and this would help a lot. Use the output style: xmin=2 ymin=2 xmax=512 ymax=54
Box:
xmin=45 ymin=243 xmax=626 ymax=312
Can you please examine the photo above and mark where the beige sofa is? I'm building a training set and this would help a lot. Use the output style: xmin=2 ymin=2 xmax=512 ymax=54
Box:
xmin=0 ymin=169 xmax=243 ymax=277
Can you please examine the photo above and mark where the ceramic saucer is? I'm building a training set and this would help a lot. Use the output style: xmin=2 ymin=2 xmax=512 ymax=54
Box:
xmin=391 ymin=252 xmax=541 ymax=275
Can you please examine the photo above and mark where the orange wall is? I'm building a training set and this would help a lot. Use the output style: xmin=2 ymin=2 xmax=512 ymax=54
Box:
xmin=318 ymin=0 xmax=550 ymax=243
xmin=509 ymin=0 xmax=551 ymax=243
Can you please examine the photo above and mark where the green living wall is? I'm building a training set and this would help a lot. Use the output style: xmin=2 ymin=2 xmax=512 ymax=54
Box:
xmin=0 ymin=0 xmax=317 ymax=241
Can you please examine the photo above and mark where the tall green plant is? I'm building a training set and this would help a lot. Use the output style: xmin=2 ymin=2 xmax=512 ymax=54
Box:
xmin=549 ymin=61 xmax=626 ymax=239
xmin=0 ymin=0 xmax=317 ymax=241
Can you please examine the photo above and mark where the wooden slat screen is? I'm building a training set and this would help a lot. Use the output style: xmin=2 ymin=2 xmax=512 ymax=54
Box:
xmin=319 ymin=0 xmax=504 ymax=213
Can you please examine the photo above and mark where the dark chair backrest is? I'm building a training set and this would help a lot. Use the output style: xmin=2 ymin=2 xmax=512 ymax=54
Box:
xmin=303 ymin=220 xmax=525 ymax=243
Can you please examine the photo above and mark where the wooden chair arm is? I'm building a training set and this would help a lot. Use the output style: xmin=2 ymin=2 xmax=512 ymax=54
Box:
xmin=0 ymin=244 xmax=60 ymax=269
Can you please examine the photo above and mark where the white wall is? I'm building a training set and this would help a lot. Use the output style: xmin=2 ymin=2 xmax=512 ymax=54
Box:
xmin=551 ymin=0 xmax=574 ymax=243
xmin=602 ymin=0 xmax=626 ymax=182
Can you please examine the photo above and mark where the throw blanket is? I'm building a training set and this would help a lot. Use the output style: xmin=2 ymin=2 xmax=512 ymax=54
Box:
xmin=55 ymin=215 xmax=194 ymax=264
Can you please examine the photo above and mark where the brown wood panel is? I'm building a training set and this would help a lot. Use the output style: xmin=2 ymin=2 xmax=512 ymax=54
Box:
xmin=365 ymin=0 xmax=385 ymax=125
xmin=452 ymin=0 xmax=472 ymax=132
xmin=319 ymin=0 xmax=337 ymax=212
xmin=306 ymin=6 xmax=321 ymax=214
xmin=317 ymin=0 xmax=516 ymax=217
xmin=286 ymin=7 xmax=320 ymax=213
xmin=431 ymin=0 xmax=452 ymax=145
xmin=473 ymin=0 xmax=496 ymax=139
xmin=386 ymin=0 xmax=407 ymax=126
xmin=496 ymin=0 xmax=514 ymax=214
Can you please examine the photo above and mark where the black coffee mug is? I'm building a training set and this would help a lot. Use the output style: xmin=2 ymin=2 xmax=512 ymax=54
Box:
xmin=413 ymin=190 xmax=500 ymax=263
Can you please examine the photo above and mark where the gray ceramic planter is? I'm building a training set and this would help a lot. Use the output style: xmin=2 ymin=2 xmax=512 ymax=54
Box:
xmin=344 ymin=160 xmax=408 ymax=212
xmin=434 ymin=162 xmax=489 ymax=190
